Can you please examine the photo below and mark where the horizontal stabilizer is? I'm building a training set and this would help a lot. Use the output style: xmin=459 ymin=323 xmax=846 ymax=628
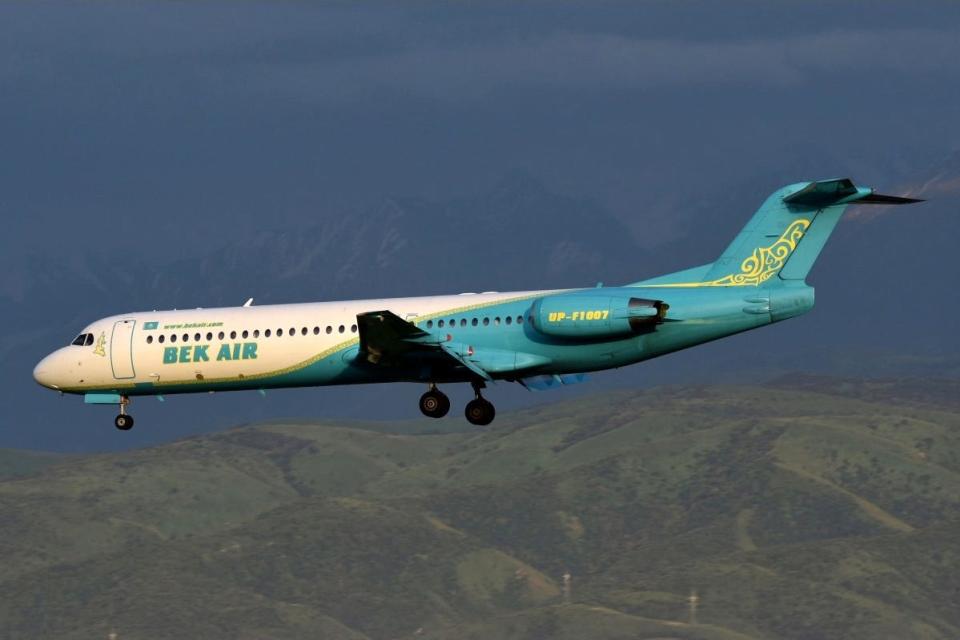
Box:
xmin=783 ymin=178 xmax=924 ymax=208
xmin=855 ymin=193 xmax=925 ymax=205
xmin=782 ymin=178 xmax=858 ymax=207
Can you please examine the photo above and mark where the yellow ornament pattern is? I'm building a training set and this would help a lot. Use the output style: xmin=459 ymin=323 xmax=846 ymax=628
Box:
xmin=93 ymin=332 xmax=107 ymax=357
xmin=646 ymin=218 xmax=811 ymax=288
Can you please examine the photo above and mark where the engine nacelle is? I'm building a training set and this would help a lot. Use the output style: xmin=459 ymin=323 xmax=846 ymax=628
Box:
xmin=530 ymin=293 xmax=667 ymax=340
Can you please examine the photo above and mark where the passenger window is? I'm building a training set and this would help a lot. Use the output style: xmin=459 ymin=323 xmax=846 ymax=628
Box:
xmin=171 ymin=334 xmax=177 ymax=343
xmin=438 ymin=320 xmax=445 ymax=328
xmin=483 ymin=317 xmax=490 ymax=326
xmin=159 ymin=335 xmax=165 ymax=344
xmin=182 ymin=333 xmax=189 ymax=342
xmin=460 ymin=319 xmax=467 ymax=327
xmin=351 ymin=324 xmax=357 ymax=333
xmin=289 ymin=327 xmax=295 ymax=336
xmin=194 ymin=333 xmax=201 ymax=342
xmin=449 ymin=318 xmax=455 ymax=326
xmin=265 ymin=329 xmax=272 ymax=337
xmin=494 ymin=317 xmax=501 ymax=326
xmin=313 ymin=327 xmax=320 ymax=335
xmin=301 ymin=327 xmax=308 ymax=336
xmin=326 ymin=326 xmax=332 ymax=334
xmin=472 ymin=318 xmax=478 ymax=326
xmin=147 ymin=336 xmax=154 ymax=344
xmin=427 ymin=320 xmax=434 ymax=328
xmin=218 ymin=331 xmax=225 ymax=340
xmin=206 ymin=332 xmax=213 ymax=341
xmin=277 ymin=328 xmax=284 ymax=337
xmin=517 ymin=315 xmax=523 ymax=324
xmin=230 ymin=331 xmax=237 ymax=339
xmin=505 ymin=316 xmax=512 ymax=325
xmin=338 ymin=325 xmax=345 ymax=334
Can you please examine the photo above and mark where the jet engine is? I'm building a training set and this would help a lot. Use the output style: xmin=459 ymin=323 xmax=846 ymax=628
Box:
xmin=530 ymin=293 xmax=667 ymax=340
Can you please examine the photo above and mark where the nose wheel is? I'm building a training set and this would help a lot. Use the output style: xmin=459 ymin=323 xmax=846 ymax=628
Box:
xmin=464 ymin=382 xmax=496 ymax=426
xmin=114 ymin=396 xmax=134 ymax=431
xmin=419 ymin=386 xmax=450 ymax=418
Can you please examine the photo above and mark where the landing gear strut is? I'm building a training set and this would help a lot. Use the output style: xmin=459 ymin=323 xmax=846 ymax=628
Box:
xmin=464 ymin=381 xmax=495 ymax=426
xmin=114 ymin=396 xmax=134 ymax=431
xmin=419 ymin=385 xmax=450 ymax=419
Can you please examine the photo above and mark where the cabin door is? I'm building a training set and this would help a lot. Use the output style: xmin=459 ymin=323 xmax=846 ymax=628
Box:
xmin=110 ymin=319 xmax=137 ymax=379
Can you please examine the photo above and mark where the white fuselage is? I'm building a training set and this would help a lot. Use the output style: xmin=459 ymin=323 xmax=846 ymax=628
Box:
xmin=33 ymin=290 xmax=560 ymax=394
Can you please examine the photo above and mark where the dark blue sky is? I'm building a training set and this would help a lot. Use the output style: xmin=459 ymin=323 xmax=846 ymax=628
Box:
xmin=3 ymin=1 xmax=959 ymax=451
xmin=4 ymin=1 xmax=959 ymax=262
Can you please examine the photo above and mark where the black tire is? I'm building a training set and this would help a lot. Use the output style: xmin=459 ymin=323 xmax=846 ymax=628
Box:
xmin=464 ymin=398 xmax=495 ymax=426
xmin=114 ymin=414 xmax=134 ymax=431
xmin=419 ymin=390 xmax=450 ymax=418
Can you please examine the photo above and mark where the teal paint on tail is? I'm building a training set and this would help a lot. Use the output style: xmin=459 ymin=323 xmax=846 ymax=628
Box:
xmin=632 ymin=178 xmax=921 ymax=289
xmin=703 ymin=179 xmax=867 ymax=286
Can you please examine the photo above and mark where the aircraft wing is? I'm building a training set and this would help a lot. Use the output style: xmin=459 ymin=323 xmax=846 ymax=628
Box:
xmin=356 ymin=310 xmax=440 ymax=364
xmin=355 ymin=310 xmax=548 ymax=382
xmin=356 ymin=310 xmax=494 ymax=380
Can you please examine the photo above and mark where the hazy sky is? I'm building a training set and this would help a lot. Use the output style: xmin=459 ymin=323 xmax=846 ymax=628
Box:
xmin=3 ymin=1 xmax=960 ymax=451
xmin=4 ymin=1 xmax=960 ymax=262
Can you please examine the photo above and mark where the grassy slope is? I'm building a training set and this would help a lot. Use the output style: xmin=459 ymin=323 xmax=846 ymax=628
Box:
xmin=0 ymin=377 xmax=958 ymax=639
xmin=0 ymin=448 xmax=67 ymax=480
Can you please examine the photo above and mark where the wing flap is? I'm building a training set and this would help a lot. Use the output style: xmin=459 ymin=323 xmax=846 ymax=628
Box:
xmin=519 ymin=373 xmax=588 ymax=391
xmin=439 ymin=343 xmax=493 ymax=381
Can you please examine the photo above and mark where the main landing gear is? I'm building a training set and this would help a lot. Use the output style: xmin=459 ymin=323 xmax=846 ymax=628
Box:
xmin=465 ymin=381 xmax=495 ymax=426
xmin=419 ymin=385 xmax=451 ymax=419
xmin=114 ymin=396 xmax=134 ymax=431
xmin=418 ymin=382 xmax=496 ymax=426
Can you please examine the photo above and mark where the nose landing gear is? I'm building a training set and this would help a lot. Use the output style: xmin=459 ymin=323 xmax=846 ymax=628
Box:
xmin=114 ymin=396 xmax=134 ymax=431
xmin=419 ymin=385 xmax=451 ymax=419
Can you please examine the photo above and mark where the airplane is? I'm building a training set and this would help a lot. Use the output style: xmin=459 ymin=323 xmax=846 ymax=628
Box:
xmin=33 ymin=178 xmax=920 ymax=431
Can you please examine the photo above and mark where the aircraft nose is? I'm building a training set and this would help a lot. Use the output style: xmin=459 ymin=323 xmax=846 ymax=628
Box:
xmin=33 ymin=353 xmax=60 ymax=390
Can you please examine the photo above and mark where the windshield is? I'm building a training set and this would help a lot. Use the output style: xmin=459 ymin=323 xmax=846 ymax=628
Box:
xmin=71 ymin=333 xmax=92 ymax=346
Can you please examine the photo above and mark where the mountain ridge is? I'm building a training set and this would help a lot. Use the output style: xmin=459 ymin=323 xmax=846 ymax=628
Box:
xmin=2 ymin=377 xmax=958 ymax=639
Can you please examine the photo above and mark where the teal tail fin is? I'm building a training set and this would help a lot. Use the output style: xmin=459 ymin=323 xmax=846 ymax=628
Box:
xmin=633 ymin=178 xmax=921 ymax=288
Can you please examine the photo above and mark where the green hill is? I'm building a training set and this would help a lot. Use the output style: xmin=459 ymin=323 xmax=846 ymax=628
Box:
xmin=1 ymin=376 xmax=959 ymax=639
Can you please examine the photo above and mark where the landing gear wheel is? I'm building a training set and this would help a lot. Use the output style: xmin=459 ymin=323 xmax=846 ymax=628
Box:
xmin=114 ymin=414 xmax=134 ymax=431
xmin=464 ymin=398 xmax=495 ymax=426
xmin=419 ymin=389 xmax=450 ymax=418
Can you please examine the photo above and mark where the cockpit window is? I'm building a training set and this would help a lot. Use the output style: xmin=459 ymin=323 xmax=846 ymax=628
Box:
xmin=85 ymin=334 xmax=94 ymax=346
xmin=71 ymin=333 xmax=88 ymax=346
